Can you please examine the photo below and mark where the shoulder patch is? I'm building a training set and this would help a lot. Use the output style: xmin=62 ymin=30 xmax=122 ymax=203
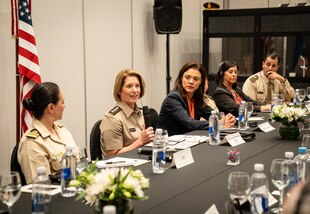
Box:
xmin=109 ymin=106 xmax=121 ymax=115
xmin=26 ymin=129 xmax=40 ymax=139
xmin=250 ymin=75 xmax=258 ymax=83
xmin=54 ymin=121 xmax=64 ymax=128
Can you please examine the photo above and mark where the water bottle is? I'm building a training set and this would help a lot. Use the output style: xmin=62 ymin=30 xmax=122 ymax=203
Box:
xmin=284 ymin=151 xmax=300 ymax=192
xmin=209 ymin=110 xmax=220 ymax=145
xmin=32 ymin=166 xmax=51 ymax=214
xmin=152 ymin=129 xmax=166 ymax=174
xmin=61 ymin=146 xmax=77 ymax=197
xmin=250 ymin=163 xmax=269 ymax=214
xmin=238 ymin=101 xmax=248 ymax=130
xmin=294 ymin=147 xmax=308 ymax=181
xmin=303 ymin=150 xmax=310 ymax=180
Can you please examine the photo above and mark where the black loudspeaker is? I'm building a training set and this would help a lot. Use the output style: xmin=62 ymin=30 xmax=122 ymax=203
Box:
xmin=153 ymin=0 xmax=182 ymax=34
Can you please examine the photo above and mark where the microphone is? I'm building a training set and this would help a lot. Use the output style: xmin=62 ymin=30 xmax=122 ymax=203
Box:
xmin=137 ymin=147 xmax=153 ymax=155
xmin=143 ymin=106 xmax=151 ymax=128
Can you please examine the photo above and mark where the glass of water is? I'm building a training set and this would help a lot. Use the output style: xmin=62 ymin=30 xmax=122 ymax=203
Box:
xmin=302 ymin=134 xmax=310 ymax=152
xmin=306 ymin=87 xmax=310 ymax=100
xmin=295 ymin=89 xmax=306 ymax=104
xmin=228 ymin=171 xmax=250 ymax=204
xmin=217 ymin=111 xmax=225 ymax=129
xmin=0 ymin=172 xmax=21 ymax=214
xmin=76 ymin=147 xmax=88 ymax=175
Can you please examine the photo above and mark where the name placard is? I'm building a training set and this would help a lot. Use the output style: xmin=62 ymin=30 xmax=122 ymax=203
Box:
xmin=225 ymin=132 xmax=245 ymax=147
xmin=170 ymin=148 xmax=194 ymax=169
xmin=204 ymin=204 xmax=219 ymax=214
xmin=258 ymin=122 xmax=275 ymax=132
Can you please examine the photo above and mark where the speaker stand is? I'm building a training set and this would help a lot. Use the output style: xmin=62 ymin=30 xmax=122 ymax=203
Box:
xmin=166 ymin=34 xmax=171 ymax=95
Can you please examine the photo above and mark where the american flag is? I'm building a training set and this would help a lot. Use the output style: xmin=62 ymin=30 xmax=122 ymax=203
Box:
xmin=18 ymin=0 xmax=41 ymax=135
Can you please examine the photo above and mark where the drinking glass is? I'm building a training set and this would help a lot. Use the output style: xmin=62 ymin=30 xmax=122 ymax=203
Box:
xmin=270 ymin=159 xmax=290 ymax=214
xmin=306 ymin=87 xmax=310 ymax=100
xmin=272 ymin=94 xmax=284 ymax=107
xmin=227 ymin=171 xmax=250 ymax=205
xmin=217 ymin=111 xmax=225 ymax=129
xmin=76 ymin=147 xmax=89 ymax=175
xmin=295 ymin=89 xmax=306 ymax=104
xmin=302 ymin=134 xmax=310 ymax=152
xmin=0 ymin=172 xmax=22 ymax=214
xmin=246 ymin=102 xmax=254 ymax=118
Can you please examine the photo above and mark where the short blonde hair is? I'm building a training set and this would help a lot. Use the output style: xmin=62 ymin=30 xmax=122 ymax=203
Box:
xmin=113 ymin=69 xmax=146 ymax=101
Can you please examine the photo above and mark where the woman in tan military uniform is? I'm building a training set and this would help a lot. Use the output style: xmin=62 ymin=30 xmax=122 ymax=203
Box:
xmin=100 ymin=69 xmax=155 ymax=158
xmin=18 ymin=82 xmax=76 ymax=184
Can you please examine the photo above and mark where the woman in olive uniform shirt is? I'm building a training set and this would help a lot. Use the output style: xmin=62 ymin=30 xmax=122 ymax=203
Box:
xmin=100 ymin=69 xmax=155 ymax=158
xmin=18 ymin=82 xmax=76 ymax=184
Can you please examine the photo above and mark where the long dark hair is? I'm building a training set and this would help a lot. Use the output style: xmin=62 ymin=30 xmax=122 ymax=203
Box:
xmin=23 ymin=82 xmax=60 ymax=119
xmin=174 ymin=61 xmax=206 ymax=109
xmin=215 ymin=60 xmax=239 ymax=89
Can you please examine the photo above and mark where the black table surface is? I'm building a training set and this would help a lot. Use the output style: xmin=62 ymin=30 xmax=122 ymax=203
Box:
xmin=2 ymin=114 xmax=309 ymax=214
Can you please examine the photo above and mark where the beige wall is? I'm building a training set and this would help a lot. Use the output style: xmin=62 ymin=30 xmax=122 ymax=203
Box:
xmin=0 ymin=0 xmax=297 ymax=172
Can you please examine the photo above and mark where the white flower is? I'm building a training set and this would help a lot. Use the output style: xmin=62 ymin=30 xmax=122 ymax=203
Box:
xmin=71 ymin=165 xmax=149 ymax=206
xmin=271 ymin=103 xmax=307 ymax=125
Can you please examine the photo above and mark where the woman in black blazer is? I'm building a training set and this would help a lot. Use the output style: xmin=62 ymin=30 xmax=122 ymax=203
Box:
xmin=213 ymin=60 xmax=270 ymax=117
xmin=158 ymin=61 xmax=235 ymax=136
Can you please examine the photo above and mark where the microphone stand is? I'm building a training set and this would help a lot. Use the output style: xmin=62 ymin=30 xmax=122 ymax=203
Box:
xmin=166 ymin=34 xmax=171 ymax=95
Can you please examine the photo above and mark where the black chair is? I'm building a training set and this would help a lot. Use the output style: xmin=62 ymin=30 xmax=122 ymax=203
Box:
xmin=10 ymin=143 xmax=27 ymax=185
xmin=149 ymin=108 xmax=159 ymax=129
xmin=90 ymin=120 xmax=103 ymax=161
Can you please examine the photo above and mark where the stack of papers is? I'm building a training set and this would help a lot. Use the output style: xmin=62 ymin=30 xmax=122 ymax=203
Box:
xmin=95 ymin=157 xmax=150 ymax=168
xmin=146 ymin=135 xmax=208 ymax=150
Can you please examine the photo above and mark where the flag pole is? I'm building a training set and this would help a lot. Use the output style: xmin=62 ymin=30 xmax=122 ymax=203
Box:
xmin=16 ymin=37 xmax=20 ymax=144
xmin=14 ymin=0 xmax=21 ymax=144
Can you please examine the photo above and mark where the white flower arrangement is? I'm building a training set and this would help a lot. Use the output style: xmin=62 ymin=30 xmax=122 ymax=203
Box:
xmin=70 ymin=163 xmax=149 ymax=206
xmin=271 ymin=104 xmax=307 ymax=127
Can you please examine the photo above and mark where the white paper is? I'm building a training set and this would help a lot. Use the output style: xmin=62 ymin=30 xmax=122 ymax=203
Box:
xmin=248 ymin=117 xmax=265 ymax=121
xmin=170 ymin=148 xmax=194 ymax=169
xmin=204 ymin=204 xmax=219 ymax=214
xmin=95 ymin=157 xmax=150 ymax=168
xmin=258 ymin=122 xmax=275 ymax=132
xmin=268 ymin=192 xmax=278 ymax=207
xmin=21 ymin=184 xmax=61 ymax=195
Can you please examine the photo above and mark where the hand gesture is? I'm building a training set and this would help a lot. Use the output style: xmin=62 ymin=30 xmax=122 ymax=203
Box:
xmin=139 ymin=127 xmax=155 ymax=146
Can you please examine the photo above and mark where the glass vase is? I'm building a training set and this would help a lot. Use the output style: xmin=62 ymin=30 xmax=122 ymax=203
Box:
xmin=93 ymin=198 xmax=133 ymax=214
xmin=278 ymin=123 xmax=300 ymax=140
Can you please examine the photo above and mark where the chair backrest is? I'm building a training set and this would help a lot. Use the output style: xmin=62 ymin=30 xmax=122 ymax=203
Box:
xmin=149 ymin=108 xmax=159 ymax=129
xmin=10 ymin=144 xmax=27 ymax=185
xmin=90 ymin=120 xmax=103 ymax=161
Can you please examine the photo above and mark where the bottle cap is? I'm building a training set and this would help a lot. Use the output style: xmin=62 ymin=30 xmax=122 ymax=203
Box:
xmin=254 ymin=163 xmax=264 ymax=171
xmin=285 ymin=151 xmax=294 ymax=158
xmin=211 ymin=110 xmax=216 ymax=115
xmin=66 ymin=145 xmax=75 ymax=151
xmin=36 ymin=166 xmax=47 ymax=174
xmin=103 ymin=205 xmax=116 ymax=214
xmin=155 ymin=128 xmax=163 ymax=134
xmin=298 ymin=147 xmax=307 ymax=154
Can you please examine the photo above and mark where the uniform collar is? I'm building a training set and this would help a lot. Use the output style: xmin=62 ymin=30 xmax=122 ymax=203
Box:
xmin=32 ymin=118 xmax=64 ymax=143
xmin=117 ymin=101 xmax=141 ymax=118
xmin=261 ymin=70 xmax=270 ymax=84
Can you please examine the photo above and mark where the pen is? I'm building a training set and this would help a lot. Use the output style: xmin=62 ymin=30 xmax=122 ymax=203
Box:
xmin=105 ymin=161 xmax=126 ymax=164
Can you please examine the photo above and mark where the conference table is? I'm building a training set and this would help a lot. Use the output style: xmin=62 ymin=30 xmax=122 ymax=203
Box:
xmin=2 ymin=114 xmax=310 ymax=214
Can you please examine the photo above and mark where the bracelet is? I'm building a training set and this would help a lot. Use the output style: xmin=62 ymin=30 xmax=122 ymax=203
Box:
xmin=281 ymin=78 xmax=286 ymax=84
